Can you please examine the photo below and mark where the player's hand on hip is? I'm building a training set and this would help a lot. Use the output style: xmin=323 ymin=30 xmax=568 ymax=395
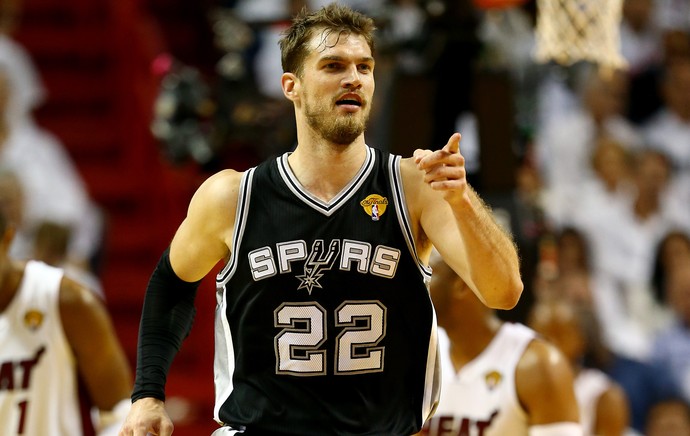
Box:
xmin=413 ymin=133 xmax=468 ymax=203
xmin=118 ymin=397 xmax=174 ymax=436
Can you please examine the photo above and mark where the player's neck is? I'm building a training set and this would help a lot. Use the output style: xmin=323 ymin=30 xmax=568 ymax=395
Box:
xmin=288 ymin=137 xmax=367 ymax=202
xmin=447 ymin=316 xmax=502 ymax=372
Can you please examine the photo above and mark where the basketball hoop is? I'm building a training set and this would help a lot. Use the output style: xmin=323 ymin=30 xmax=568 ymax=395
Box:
xmin=533 ymin=0 xmax=627 ymax=72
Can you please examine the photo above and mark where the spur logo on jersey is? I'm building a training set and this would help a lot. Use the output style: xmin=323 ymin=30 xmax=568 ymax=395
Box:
xmin=248 ymin=238 xmax=401 ymax=293
xmin=295 ymin=240 xmax=340 ymax=294
xmin=360 ymin=194 xmax=388 ymax=221
xmin=23 ymin=309 xmax=44 ymax=331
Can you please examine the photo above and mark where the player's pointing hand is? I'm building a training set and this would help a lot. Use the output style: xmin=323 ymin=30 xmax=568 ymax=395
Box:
xmin=413 ymin=133 xmax=468 ymax=204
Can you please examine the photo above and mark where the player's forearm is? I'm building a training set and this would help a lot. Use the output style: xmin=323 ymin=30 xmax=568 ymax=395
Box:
xmin=132 ymin=247 xmax=201 ymax=402
xmin=451 ymin=188 xmax=523 ymax=309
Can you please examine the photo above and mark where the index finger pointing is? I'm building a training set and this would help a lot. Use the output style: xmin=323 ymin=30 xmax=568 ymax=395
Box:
xmin=442 ymin=133 xmax=461 ymax=155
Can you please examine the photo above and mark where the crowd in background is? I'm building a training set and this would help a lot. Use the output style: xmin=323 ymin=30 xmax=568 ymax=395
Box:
xmin=1 ymin=0 xmax=690 ymax=434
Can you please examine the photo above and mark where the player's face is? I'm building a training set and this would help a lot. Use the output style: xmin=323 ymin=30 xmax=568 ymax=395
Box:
xmin=297 ymin=30 xmax=375 ymax=145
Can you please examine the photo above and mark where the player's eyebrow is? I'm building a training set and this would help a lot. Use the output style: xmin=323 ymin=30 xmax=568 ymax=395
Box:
xmin=319 ymin=55 xmax=375 ymax=64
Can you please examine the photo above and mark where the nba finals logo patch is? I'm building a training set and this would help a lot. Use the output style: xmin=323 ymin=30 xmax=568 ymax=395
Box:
xmin=360 ymin=194 xmax=388 ymax=221
xmin=484 ymin=370 xmax=503 ymax=391
xmin=24 ymin=310 xmax=45 ymax=331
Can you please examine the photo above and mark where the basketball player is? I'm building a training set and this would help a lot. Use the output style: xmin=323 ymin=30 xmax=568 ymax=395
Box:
xmin=421 ymin=251 xmax=581 ymax=436
xmin=119 ymin=4 xmax=522 ymax=436
xmin=0 ymin=207 xmax=133 ymax=435
xmin=528 ymin=298 xmax=631 ymax=436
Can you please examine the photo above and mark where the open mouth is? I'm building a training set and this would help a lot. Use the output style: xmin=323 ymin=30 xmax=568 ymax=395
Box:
xmin=336 ymin=94 xmax=363 ymax=107
xmin=336 ymin=99 xmax=362 ymax=106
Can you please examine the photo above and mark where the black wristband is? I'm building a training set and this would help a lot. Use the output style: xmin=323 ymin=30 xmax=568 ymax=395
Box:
xmin=131 ymin=247 xmax=201 ymax=403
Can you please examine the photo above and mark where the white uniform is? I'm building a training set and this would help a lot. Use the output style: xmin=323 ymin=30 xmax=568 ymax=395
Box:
xmin=574 ymin=368 xmax=612 ymax=436
xmin=0 ymin=261 xmax=83 ymax=436
xmin=424 ymin=323 xmax=536 ymax=436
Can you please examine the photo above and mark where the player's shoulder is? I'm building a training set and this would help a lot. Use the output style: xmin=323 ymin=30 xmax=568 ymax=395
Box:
xmin=190 ymin=169 xmax=245 ymax=209
xmin=200 ymin=168 xmax=244 ymax=192
xmin=58 ymin=273 xmax=103 ymax=313
xmin=516 ymin=338 xmax=574 ymax=390
xmin=514 ymin=337 xmax=579 ymax=418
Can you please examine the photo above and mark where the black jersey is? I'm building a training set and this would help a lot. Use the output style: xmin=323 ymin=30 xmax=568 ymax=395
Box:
xmin=214 ymin=147 xmax=440 ymax=435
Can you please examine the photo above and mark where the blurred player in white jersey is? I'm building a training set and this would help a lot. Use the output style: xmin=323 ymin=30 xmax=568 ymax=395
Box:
xmin=0 ymin=204 xmax=132 ymax=435
xmin=421 ymin=250 xmax=582 ymax=436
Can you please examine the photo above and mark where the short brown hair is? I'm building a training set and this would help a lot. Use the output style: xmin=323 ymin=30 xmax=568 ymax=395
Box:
xmin=279 ymin=3 xmax=376 ymax=76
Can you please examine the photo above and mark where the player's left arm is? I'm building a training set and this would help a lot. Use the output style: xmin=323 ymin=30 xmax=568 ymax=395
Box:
xmin=594 ymin=383 xmax=630 ymax=436
xmin=402 ymin=133 xmax=522 ymax=309
xmin=516 ymin=339 xmax=582 ymax=435
xmin=60 ymin=277 xmax=133 ymax=435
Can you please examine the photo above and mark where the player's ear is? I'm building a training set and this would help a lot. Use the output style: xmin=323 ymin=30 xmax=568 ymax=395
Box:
xmin=282 ymin=72 xmax=299 ymax=102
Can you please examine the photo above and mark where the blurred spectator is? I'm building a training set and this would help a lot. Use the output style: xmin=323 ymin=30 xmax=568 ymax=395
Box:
xmin=621 ymin=0 xmax=663 ymax=73
xmin=535 ymin=66 xmax=643 ymax=192
xmin=532 ymin=253 xmax=679 ymax=434
xmin=579 ymin=150 xmax=680 ymax=289
xmin=621 ymin=0 xmax=666 ymax=124
xmin=544 ymin=136 xmax=635 ymax=230
xmin=0 ymin=33 xmax=45 ymax=124
xmin=0 ymin=62 xmax=104 ymax=275
xmin=0 ymin=169 xmax=105 ymax=299
xmin=654 ymin=0 xmax=690 ymax=34
xmin=585 ymin=319 xmax=681 ymax=435
xmin=642 ymin=57 xmax=690 ymax=174
xmin=646 ymin=398 xmax=690 ymax=436
xmin=651 ymin=259 xmax=690 ymax=404
xmin=33 ymin=221 xmax=105 ymax=299
xmin=565 ymin=149 xmax=681 ymax=359
xmin=550 ymin=227 xmax=595 ymax=305
xmin=528 ymin=297 xmax=631 ymax=436
xmin=651 ymin=229 xmax=690 ymax=306
xmin=379 ymin=0 xmax=428 ymax=75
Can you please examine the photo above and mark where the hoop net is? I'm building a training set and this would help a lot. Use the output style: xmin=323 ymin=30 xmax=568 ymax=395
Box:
xmin=533 ymin=0 xmax=627 ymax=71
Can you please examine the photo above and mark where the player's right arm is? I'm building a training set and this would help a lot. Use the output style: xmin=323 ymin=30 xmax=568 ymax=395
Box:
xmin=516 ymin=339 xmax=583 ymax=436
xmin=168 ymin=169 xmax=243 ymax=281
xmin=120 ymin=169 xmax=243 ymax=436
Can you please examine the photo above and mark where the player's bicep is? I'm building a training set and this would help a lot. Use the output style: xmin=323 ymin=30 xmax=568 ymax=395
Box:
xmin=516 ymin=340 xmax=580 ymax=425
xmin=169 ymin=170 xmax=241 ymax=282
